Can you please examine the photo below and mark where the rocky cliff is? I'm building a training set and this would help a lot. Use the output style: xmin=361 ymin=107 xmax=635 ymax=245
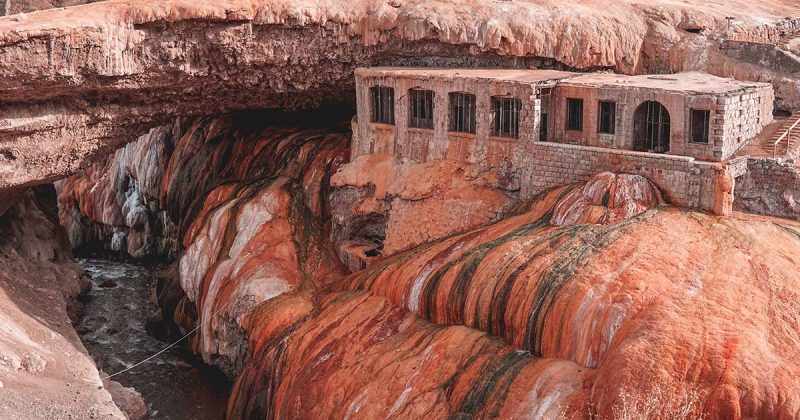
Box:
xmin=56 ymin=112 xmax=800 ymax=418
xmin=0 ymin=188 xmax=134 ymax=418
xmin=1 ymin=0 xmax=798 ymax=190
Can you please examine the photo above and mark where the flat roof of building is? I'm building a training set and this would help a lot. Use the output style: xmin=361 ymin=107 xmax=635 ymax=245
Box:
xmin=560 ymin=71 xmax=771 ymax=94
xmin=356 ymin=68 xmax=772 ymax=95
xmin=355 ymin=67 xmax=579 ymax=84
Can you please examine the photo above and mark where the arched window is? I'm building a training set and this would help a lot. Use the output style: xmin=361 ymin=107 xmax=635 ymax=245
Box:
xmin=633 ymin=101 xmax=670 ymax=153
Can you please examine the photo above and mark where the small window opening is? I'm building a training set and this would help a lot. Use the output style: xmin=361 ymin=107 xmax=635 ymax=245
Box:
xmin=370 ymin=86 xmax=395 ymax=124
xmin=690 ymin=109 xmax=710 ymax=143
xmin=491 ymin=96 xmax=521 ymax=138
xmin=449 ymin=92 xmax=477 ymax=134
xmin=408 ymin=89 xmax=435 ymax=129
xmin=566 ymin=98 xmax=584 ymax=131
xmin=539 ymin=114 xmax=549 ymax=141
xmin=598 ymin=101 xmax=616 ymax=134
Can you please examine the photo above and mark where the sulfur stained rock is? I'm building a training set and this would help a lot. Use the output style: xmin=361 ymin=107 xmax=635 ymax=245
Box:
xmin=336 ymin=180 xmax=800 ymax=418
xmin=550 ymin=171 xmax=665 ymax=226
xmin=229 ymin=291 xmax=589 ymax=419
xmin=56 ymin=114 xmax=350 ymax=260
xmin=157 ymin=119 xmax=351 ymax=374
xmin=56 ymin=120 xmax=189 ymax=259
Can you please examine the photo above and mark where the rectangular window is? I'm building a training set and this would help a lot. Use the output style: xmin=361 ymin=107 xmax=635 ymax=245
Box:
xmin=690 ymin=109 xmax=710 ymax=143
xmin=597 ymin=101 xmax=616 ymax=134
xmin=408 ymin=89 xmax=434 ymax=129
xmin=449 ymin=92 xmax=477 ymax=134
xmin=370 ymin=86 xmax=395 ymax=124
xmin=491 ymin=96 xmax=521 ymax=138
xmin=566 ymin=98 xmax=583 ymax=131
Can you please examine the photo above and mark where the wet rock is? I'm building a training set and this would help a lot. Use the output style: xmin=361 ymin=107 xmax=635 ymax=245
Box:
xmin=550 ymin=171 xmax=665 ymax=226
xmin=98 ymin=279 xmax=117 ymax=288
xmin=102 ymin=379 xmax=148 ymax=420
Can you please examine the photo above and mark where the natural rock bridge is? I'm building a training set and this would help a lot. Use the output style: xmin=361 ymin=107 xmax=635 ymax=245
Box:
xmin=0 ymin=0 xmax=797 ymax=191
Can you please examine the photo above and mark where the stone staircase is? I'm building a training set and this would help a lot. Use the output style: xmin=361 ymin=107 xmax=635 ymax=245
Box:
xmin=763 ymin=112 xmax=800 ymax=158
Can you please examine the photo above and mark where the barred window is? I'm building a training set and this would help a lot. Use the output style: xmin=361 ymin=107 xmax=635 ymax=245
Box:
xmin=370 ymin=86 xmax=395 ymax=124
xmin=566 ymin=98 xmax=583 ymax=131
xmin=597 ymin=101 xmax=616 ymax=134
xmin=491 ymin=96 xmax=521 ymax=138
xmin=449 ymin=92 xmax=477 ymax=134
xmin=409 ymin=89 xmax=434 ymax=129
xmin=690 ymin=109 xmax=710 ymax=143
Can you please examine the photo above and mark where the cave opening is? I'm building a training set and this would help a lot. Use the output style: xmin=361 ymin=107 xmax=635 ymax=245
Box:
xmin=53 ymin=103 xmax=359 ymax=418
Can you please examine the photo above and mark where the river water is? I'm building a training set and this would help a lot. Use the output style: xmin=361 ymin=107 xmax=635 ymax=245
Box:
xmin=76 ymin=258 xmax=230 ymax=419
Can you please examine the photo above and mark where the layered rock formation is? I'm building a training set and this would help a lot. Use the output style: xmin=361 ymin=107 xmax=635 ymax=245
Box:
xmin=333 ymin=184 xmax=800 ymax=418
xmin=56 ymin=112 xmax=350 ymax=260
xmin=549 ymin=171 xmax=665 ymax=226
xmin=209 ymin=172 xmax=800 ymax=418
xmin=56 ymin=119 xmax=189 ymax=259
xmin=0 ymin=189 xmax=129 ymax=418
xmin=1 ymin=0 xmax=798 ymax=190
xmin=173 ymin=126 xmax=349 ymax=374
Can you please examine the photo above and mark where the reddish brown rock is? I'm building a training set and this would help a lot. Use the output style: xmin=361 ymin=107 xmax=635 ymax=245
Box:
xmin=229 ymin=291 xmax=589 ymax=419
xmin=0 ymin=191 xmax=125 ymax=418
xmin=336 ymin=180 xmax=800 ymax=417
xmin=150 ymin=118 xmax=352 ymax=373
xmin=330 ymin=154 xmax=517 ymax=270
xmin=550 ymin=171 xmax=665 ymax=226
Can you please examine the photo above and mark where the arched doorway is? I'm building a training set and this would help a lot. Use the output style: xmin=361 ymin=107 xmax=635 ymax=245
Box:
xmin=633 ymin=101 xmax=670 ymax=153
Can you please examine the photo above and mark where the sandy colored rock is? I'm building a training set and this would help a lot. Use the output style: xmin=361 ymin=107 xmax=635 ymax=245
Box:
xmin=102 ymin=378 xmax=148 ymax=420
xmin=0 ymin=191 xmax=125 ymax=419
xmin=330 ymin=154 xmax=516 ymax=265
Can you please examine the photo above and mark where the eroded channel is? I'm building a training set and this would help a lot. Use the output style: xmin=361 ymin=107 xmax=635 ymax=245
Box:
xmin=76 ymin=258 xmax=230 ymax=419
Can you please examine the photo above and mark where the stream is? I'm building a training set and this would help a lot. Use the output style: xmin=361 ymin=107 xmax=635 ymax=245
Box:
xmin=76 ymin=258 xmax=230 ymax=419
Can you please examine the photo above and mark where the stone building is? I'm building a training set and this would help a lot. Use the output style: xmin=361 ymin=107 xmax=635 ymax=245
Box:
xmin=352 ymin=67 xmax=775 ymax=214
xmin=352 ymin=67 xmax=577 ymax=169
xmin=547 ymin=72 xmax=774 ymax=161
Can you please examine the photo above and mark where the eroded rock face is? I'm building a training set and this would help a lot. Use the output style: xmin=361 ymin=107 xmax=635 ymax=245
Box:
xmin=56 ymin=113 xmax=351 ymax=260
xmin=157 ymin=120 xmax=350 ymax=374
xmin=0 ymin=190 xmax=126 ymax=418
xmin=56 ymin=119 xmax=189 ymax=259
xmin=1 ymin=0 xmax=798 ymax=190
xmin=330 ymin=154 xmax=517 ymax=271
xmin=230 ymin=291 xmax=589 ymax=419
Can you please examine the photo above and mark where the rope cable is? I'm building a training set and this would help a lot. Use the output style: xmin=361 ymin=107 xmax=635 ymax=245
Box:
xmin=99 ymin=296 xmax=235 ymax=381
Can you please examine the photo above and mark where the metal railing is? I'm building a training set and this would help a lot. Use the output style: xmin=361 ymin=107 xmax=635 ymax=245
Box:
xmin=773 ymin=115 xmax=800 ymax=158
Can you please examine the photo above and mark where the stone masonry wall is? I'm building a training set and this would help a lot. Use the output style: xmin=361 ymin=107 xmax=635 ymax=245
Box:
xmin=734 ymin=157 xmax=800 ymax=220
xmin=717 ymin=86 xmax=775 ymax=159
xmin=548 ymin=83 xmax=773 ymax=161
xmin=520 ymin=142 xmax=723 ymax=212
xmin=353 ymin=73 xmax=540 ymax=170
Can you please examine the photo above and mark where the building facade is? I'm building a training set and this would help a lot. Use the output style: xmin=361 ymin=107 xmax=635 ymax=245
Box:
xmin=352 ymin=67 xmax=775 ymax=214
